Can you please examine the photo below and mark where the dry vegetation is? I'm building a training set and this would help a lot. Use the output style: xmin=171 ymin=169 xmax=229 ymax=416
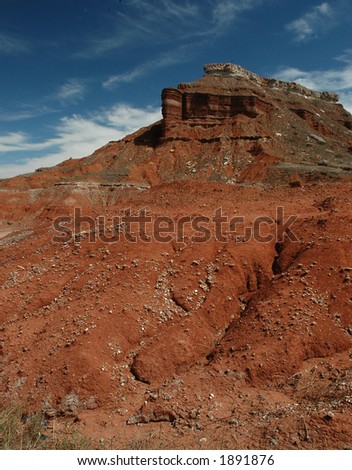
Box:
xmin=0 ymin=401 xmax=92 ymax=450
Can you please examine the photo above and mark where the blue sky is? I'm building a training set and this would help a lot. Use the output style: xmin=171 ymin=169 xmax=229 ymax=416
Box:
xmin=1 ymin=0 xmax=352 ymax=178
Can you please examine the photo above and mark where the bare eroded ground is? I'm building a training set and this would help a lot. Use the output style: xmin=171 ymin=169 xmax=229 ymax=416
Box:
xmin=0 ymin=181 xmax=351 ymax=449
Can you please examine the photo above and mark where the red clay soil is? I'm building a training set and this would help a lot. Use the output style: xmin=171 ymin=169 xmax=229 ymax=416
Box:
xmin=1 ymin=181 xmax=352 ymax=449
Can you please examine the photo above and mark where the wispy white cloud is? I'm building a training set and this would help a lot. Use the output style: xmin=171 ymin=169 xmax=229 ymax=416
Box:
xmin=0 ymin=105 xmax=54 ymax=122
xmin=275 ymin=64 xmax=352 ymax=112
xmin=212 ymin=0 xmax=262 ymax=30
xmin=286 ymin=2 xmax=335 ymax=42
xmin=103 ymin=44 xmax=195 ymax=89
xmin=336 ymin=48 xmax=352 ymax=64
xmin=0 ymin=104 xmax=162 ymax=179
xmin=102 ymin=0 xmax=263 ymax=89
xmin=338 ymin=91 xmax=352 ymax=113
xmin=76 ymin=0 xmax=201 ymax=58
xmin=78 ymin=0 xmax=261 ymax=59
xmin=102 ymin=104 xmax=161 ymax=129
xmin=0 ymin=80 xmax=87 ymax=123
xmin=276 ymin=65 xmax=352 ymax=92
xmin=0 ymin=132 xmax=53 ymax=153
xmin=55 ymin=79 xmax=87 ymax=103
xmin=0 ymin=32 xmax=30 ymax=55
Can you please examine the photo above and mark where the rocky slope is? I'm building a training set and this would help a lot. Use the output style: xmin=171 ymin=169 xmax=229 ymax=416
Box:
xmin=0 ymin=64 xmax=352 ymax=449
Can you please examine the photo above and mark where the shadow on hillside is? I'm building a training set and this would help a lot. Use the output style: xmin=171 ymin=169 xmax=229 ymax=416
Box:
xmin=134 ymin=123 xmax=162 ymax=147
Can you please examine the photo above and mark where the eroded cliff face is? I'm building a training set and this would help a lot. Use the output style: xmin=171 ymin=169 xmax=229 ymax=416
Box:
xmin=161 ymin=63 xmax=339 ymax=136
xmin=157 ymin=63 xmax=352 ymax=185
xmin=161 ymin=88 xmax=274 ymax=136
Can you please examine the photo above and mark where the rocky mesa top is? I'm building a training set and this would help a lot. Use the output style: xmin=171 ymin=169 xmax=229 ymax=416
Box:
xmin=203 ymin=63 xmax=339 ymax=103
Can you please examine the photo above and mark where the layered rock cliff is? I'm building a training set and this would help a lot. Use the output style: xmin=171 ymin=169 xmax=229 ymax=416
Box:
xmin=159 ymin=63 xmax=352 ymax=184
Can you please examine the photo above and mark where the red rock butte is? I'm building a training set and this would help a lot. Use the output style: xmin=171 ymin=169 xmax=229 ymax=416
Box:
xmin=1 ymin=63 xmax=352 ymax=190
